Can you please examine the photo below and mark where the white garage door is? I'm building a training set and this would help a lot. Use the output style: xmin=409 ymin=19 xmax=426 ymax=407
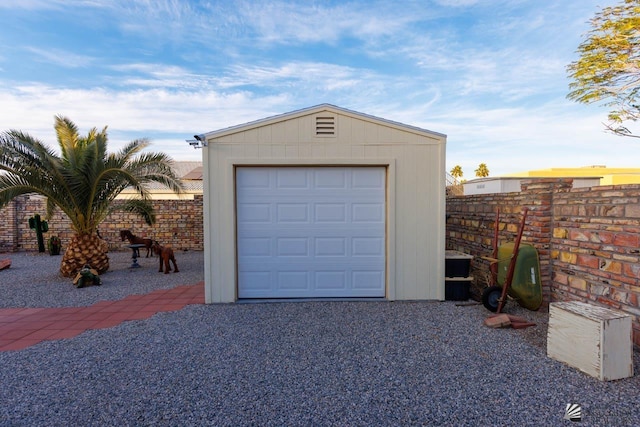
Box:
xmin=236 ymin=166 xmax=386 ymax=298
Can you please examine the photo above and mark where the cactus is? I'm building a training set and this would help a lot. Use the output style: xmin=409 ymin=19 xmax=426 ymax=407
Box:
xmin=48 ymin=236 xmax=61 ymax=256
xmin=28 ymin=214 xmax=48 ymax=253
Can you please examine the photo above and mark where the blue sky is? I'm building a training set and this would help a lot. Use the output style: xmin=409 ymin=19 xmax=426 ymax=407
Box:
xmin=1 ymin=0 xmax=637 ymax=177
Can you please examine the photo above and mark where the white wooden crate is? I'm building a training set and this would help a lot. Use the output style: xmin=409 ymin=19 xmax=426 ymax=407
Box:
xmin=547 ymin=301 xmax=633 ymax=381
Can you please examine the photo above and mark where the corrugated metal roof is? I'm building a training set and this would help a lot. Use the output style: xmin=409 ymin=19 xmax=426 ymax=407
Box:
xmin=140 ymin=180 xmax=203 ymax=192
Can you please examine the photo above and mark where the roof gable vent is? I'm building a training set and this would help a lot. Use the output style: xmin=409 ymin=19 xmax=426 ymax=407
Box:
xmin=315 ymin=115 xmax=336 ymax=137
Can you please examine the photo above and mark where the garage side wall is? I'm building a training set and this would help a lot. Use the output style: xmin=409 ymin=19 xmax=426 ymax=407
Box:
xmin=204 ymin=111 xmax=445 ymax=302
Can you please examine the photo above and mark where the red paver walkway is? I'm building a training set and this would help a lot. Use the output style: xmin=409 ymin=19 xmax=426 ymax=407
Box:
xmin=0 ymin=282 xmax=204 ymax=352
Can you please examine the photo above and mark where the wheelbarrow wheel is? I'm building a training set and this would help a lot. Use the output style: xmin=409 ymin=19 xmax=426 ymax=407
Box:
xmin=482 ymin=286 xmax=503 ymax=312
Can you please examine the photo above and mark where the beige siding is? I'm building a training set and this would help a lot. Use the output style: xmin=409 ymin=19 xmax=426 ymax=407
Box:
xmin=203 ymin=106 xmax=445 ymax=302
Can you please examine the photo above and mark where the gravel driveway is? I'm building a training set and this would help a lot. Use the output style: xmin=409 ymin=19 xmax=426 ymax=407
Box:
xmin=0 ymin=251 xmax=638 ymax=426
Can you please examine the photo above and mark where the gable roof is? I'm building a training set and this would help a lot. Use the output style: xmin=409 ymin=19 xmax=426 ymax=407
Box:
xmin=200 ymin=104 xmax=446 ymax=141
xmin=170 ymin=161 xmax=202 ymax=179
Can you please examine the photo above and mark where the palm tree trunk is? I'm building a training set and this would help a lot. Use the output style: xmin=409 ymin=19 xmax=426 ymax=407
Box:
xmin=60 ymin=233 xmax=110 ymax=277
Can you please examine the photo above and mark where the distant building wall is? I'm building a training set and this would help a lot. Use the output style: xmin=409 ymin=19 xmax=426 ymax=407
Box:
xmin=447 ymin=179 xmax=640 ymax=347
xmin=0 ymin=195 xmax=203 ymax=253
xmin=463 ymin=177 xmax=600 ymax=195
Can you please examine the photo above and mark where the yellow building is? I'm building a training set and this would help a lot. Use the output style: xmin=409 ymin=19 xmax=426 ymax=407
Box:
xmin=503 ymin=166 xmax=640 ymax=186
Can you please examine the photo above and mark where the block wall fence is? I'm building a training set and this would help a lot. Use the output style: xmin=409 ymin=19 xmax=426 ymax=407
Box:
xmin=447 ymin=178 xmax=640 ymax=347
xmin=0 ymin=195 xmax=203 ymax=253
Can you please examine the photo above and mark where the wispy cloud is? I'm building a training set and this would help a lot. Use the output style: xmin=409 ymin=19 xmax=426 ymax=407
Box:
xmin=108 ymin=63 xmax=210 ymax=89
xmin=25 ymin=47 xmax=96 ymax=68
xmin=0 ymin=0 xmax=63 ymax=10
xmin=222 ymin=62 xmax=368 ymax=88
xmin=0 ymin=81 xmax=290 ymax=159
xmin=236 ymin=1 xmax=423 ymax=45
xmin=433 ymin=0 xmax=480 ymax=6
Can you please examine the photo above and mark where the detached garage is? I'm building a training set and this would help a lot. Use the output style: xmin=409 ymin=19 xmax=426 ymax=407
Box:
xmin=198 ymin=104 xmax=446 ymax=303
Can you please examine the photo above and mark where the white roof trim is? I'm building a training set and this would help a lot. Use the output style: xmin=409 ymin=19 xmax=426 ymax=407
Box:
xmin=200 ymin=104 xmax=446 ymax=142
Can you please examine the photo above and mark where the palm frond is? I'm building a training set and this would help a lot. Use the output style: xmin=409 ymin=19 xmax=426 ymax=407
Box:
xmin=44 ymin=197 xmax=58 ymax=221
xmin=54 ymin=115 xmax=80 ymax=162
xmin=119 ymin=199 xmax=156 ymax=226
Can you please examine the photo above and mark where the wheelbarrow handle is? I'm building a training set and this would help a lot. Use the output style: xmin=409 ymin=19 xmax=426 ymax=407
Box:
xmin=497 ymin=207 xmax=529 ymax=313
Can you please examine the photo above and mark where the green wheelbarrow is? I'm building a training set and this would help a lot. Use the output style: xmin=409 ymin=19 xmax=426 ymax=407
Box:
xmin=481 ymin=208 xmax=543 ymax=313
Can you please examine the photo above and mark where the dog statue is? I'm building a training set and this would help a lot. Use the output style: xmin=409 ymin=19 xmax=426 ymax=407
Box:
xmin=151 ymin=241 xmax=179 ymax=274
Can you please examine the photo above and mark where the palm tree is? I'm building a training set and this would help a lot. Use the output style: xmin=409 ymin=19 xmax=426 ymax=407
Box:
xmin=450 ymin=165 xmax=463 ymax=184
xmin=475 ymin=163 xmax=490 ymax=178
xmin=0 ymin=116 xmax=184 ymax=277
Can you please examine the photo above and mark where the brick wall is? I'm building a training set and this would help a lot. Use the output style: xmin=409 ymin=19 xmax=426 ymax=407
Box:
xmin=0 ymin=199 xmax=18 ymax=252
xmin=0 ymin=195 xmax=203 ymax=253
xmin=551 ymin=184 xmax=640 ymax=347
xmin=446 ymin=179 xmax=573 ymax=303
xmin=447 ymin=179 xmax=640 ymax=347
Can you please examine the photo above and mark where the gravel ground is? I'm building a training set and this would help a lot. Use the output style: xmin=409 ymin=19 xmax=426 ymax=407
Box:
xmin=0 ymin=252 xmax=638 ymax=426
xmin=0 ymin=250 xmax=204 ymax=308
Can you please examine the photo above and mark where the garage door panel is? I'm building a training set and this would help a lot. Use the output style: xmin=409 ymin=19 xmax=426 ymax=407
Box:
xmin=276 ymin=237 xmax=309 ymax=256
xmin=238 ymin=237 xmax=271 ymax=257
xmin=277 ymin=271 xmax=310 ymax=290
xmin=239 ymin=271 xmax=271 ymax=291
xmin=237 ymin=166 xmax=385 ymax=299
xmin=239 ymin=168 xmax=271 ymax=188
xmin=237 ymin=203 xmax=271 ymax=223
xmin=239 ymin=235 xmax=383 ymax=257
xmin=276 ymin=203 xmax=309 ymax=223
xmin=315 ymin=271 xmax=347 ymax=289
xmin=314 ymin=203 xmax=347 ymax=222
xmin=314 ymin=168 xmax=347 ymax=188
xmin=353 ymin=271 xmax=385 ymax=290
xmin=352 ymin=168 xmax=385 ymax=188
xmin=276 ymin=168 xmax=309 ymax=189
xmin=314 ymin=237 xmax=347 ymax=256
xmin=352 ymin=237 xmax=384 ymax=256
xmin=352 ymin=203 xmax=384 ymax=223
